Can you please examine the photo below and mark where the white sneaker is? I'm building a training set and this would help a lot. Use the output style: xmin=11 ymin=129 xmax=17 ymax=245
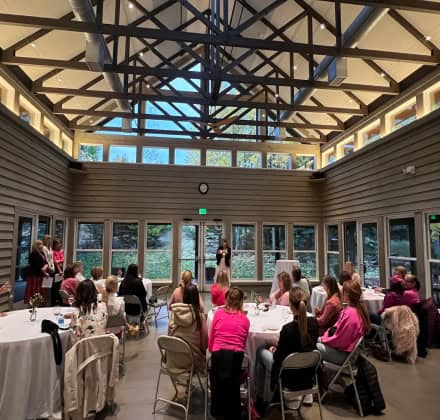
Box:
xmin=285 ymin=399 xmax=301 ymax=410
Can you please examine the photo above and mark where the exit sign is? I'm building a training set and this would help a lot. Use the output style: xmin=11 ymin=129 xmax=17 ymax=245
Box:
xmin=199 ymin=208 xmax=208 ymax=215
xmin=430 ymin=215 xmax=439 ymax=221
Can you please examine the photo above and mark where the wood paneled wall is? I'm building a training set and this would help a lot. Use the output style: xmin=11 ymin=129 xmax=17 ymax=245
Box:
xmin=0 ymin=105 xmax=72 ymax=310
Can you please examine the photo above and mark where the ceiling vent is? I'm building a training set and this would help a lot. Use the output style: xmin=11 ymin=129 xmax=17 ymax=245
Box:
xmin=328 ymin=58 xmax=348 ymax=86
xmin=85 ymin=39 xmax=105 ymax=72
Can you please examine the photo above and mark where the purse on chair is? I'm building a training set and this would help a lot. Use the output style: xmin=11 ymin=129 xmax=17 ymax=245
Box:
xmin=41 ymin=319 xmax=62 ymax=365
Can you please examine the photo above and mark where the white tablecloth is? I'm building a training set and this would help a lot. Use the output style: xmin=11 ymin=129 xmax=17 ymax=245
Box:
xmin=271 ymin=259 xmax=300 ymax=293
xmin=310 ymin=286 xmax=385 ymax=314
xmin=0 ymin=308 xmax=73 ymax=420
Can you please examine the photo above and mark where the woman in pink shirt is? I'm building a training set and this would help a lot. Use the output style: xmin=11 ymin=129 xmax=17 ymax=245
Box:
xmin=317 ymin=279 xmax=370 ymax=364
xmin=52 ymin=238 xmax=65 ymax=305
xmin=403 ymin=274 xmax=421 ymax=309
xmin=269 ymin=271 xmax=292 ymax=306
xmin=315 ymin=275 xmax=343 ymax=336
xmin=210 ymin=270 xmax=229 ymax=307
xmin=209 ymin=287 xmax=250 ymax=419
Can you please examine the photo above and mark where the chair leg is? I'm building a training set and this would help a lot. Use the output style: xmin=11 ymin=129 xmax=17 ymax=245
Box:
xmin=322 ymin=363 xmax=345 ymax=402
xmin=248 ymin=377 xmax=251 ymax=420
xmin=349 ymin=364 xmax=364 ymax=417
xmin=204 ymin=373 xmax=209 ymax=420
xmin=154 ymin=306 xmax=159 ymax=328
xmin=279 ymin=381 xmax=286 ymax=420
xmin=153 ymin=371 xmax=161 ymax=414
xmin=185 ymin=373 xmax=193 ymax=420
xmin=316 ymin=374 xmax=324 ymax=420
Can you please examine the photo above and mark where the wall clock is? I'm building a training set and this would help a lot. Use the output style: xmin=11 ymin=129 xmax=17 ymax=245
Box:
xmin=198 ymin=182 xmax=209 ymax=194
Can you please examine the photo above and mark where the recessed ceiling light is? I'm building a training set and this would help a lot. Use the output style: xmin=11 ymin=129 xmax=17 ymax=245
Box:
xmin=31 ymin=43 xmax=36 ymax=48
xmin=128 ymin=2 xmax=133 ymax=9
xmin=380 ymin=72 xmax=386 ymax=78
xmin=275 ymin=93 xmax=279 ymax=98
xmin=320 ymin=23 xmax=326 ymax=30
xmin=425 ymin=35 xmax=431 ymax=41
xmin=293 ymin=65 xmax=298 ymax=71
xmin=57 ymin=77 xmax=62 ymax=82
xmin=146 ymin=83 xmax=151 ymax=88
xmin=90 ymin=120 xmax=94 ymax=123
xmin=349 ymin=99 xmax=354 ymax=103
xmin=139 ymin=51 xmax=144 ymax=57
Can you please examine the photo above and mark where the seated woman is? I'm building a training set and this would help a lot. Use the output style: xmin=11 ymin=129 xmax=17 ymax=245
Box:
xmin=169 ymin=270 xmax=205 ymax=312
xmin=102 ymin=275 xmax=124 ymax=317
xmin=344 ymin=261 xmax=361 ymax=284
xmin=69 ymin=279 xmax=108 ymax=341
xmin=255 ymin=288 xmax=318 ymax=409
xmin=211 ymin=270 xmax=229 ymax=307
xmin=292 ymin=267 xmax=310 ymax=298
xmin=317 ymin=279 xmax=370 ymax=365
xmin=118 ymin=264 xmax=148 ymax=318
xmin=208 ymin=287 xmax=250 ymax=420
xmin=72 ymin=261 xmax=86 ymax=282
xmin=91 ymin=266 xmax=105 ymax=292
xmin=269 ymin=271 xmax=292 ymax=306
xmin=403 ymin=274 xmax=421 ymax=309
xmin=168 ymin=284 xmax=208 ymax=401
xmin=315 ymin=275 xmax=343 ymax=336
xmin=60 ymin=265 xmax=79 ymax=304
xmin=338 ymin=270 xmax=352 ymax=287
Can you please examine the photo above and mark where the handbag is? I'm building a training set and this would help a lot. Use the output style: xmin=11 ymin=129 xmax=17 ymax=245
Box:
xmin=41 ymin=319 xmax=62 ymax=365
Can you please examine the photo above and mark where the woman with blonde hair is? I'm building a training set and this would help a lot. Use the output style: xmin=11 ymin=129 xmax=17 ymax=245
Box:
xmin=72 ymin=261 xmax=85 ymax=282
xmin=318 ymin=279 xmax=370 ymax=364
xmin=102 ymin=275 xmax=124 ymax=317
xmin=211 ymin=270 xmax=229 ymax=307
xmin=269 ymin=271 xmax=292 ymax=306
xmin=90 ymin=266 xmax=105 ymax=292
xmin=169 ymin=270 xmax=205 ymax=312
xmin=344 ymin=261 xmax=361 ymax=284
xmin=255 ymin=288 xmax=318 ymax=409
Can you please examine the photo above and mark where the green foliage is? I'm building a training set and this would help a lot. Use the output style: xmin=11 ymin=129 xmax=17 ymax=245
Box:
xmin=79 ymin=145 xmax=103 ymax=161
xmin=206 ymin=150 xmax=232 ymax=167
xmin=111 ymin=252 xmax=138 ymax=273
xmin=237 ymin=151 xmax=262 ymax=168
xmin=263 ymin=252 xmax=287 ymax=280
xmin=232 ymin=253 xmax=256 ymax=279
xmin=76 ymin=251 xmax=103 ymax=278
xmin=295 ymin=155 xmax=315 ymax=170
xmin=294 ymin=253 xmax=316 ymax=279
xmin=267 ymin=153 xmax=291 ymax=169
xmin=145 ymin=251 xmax=172 ymax=279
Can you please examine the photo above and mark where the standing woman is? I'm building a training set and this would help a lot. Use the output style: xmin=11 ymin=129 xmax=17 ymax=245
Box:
xmin=215 ymin=238 xmax=231 ymax=284
xmin=24 ymin=240 xmax=49 ymax=304
xmin=42 ymin=235 xmax=55 ymax=304
xmin=52 ymin=238 xmax=65 ymax=306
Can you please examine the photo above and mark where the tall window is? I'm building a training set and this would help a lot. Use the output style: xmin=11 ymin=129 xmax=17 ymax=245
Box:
xmin=263 ymin=224 xmax=287 ymax=280
xmin=388 ymin=218 xmax=416 ymax=274
xmin=37 ymin=216 xmax=50 ymax=240
xmin=391 ymin=102 xmax=417 ymax=131
xmin=79 ymin=144 xmax=104 ymax=161
xmin=344 ymin=221 xmax=358 ymax=271
xmin=76 ymin=222 xmax=104 ymax=278
xmin=232 ymin=224 xmax=256 ymax=279
xmin=109 ymin=145 xmax=137 ymax=163
xmin=293 ymin=225 xmax=317 ymax=279
xmin=237 ymin=151 xmax=262 ymax=168
xmin=206 ymin=149 xmax=232 ymax=167
xmin=428 ymin=215 xmax=440 ymax=307
xmin=111 ymin=223 xmax=138 ymax=275
xmin=267 ymin=153 xmax=292 ymax=169
xmin=55 ymin=220 xmax=65 ymax=247
xmin=326 ymin=225 xmax=339 ymax=277
xmin=142 ymin=147 xmax=169 ymax=164
xmin=323 ymin=150 xmax=335 ymax=166
xmin=145 ymin=223 xmax=173 ymax=280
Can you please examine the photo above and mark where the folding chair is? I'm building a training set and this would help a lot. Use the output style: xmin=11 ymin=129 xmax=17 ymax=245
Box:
xmin=204 ymin=353 xmax=251 ymax=420
xmin=153 ymin=335 xmax=204 ymax=420
xmin=106 ymin=312 xmax=127 ymax=374
xmin=59 ymin=289 xmax=73 ymax=306
xmin=149 ymin=285 xmax=170 ymax=328
xmin=321 ymin=337 xmax=364 ymax=417
xmin=123 ymin=294 xmax=149 ymax=335
xmin=369 ymin=323 xmax=392 ymax=362
xmin=275 ymin=350 xmax=324 ymax=420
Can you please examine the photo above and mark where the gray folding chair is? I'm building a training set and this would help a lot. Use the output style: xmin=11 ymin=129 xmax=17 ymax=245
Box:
xmin=321 ymin=337 xmax=364 ymax=417
xmin=204 ymin=353 xmax=251 ymax=420
xmin=277 ymin=350 xmax=323 ymax=420
xmin=148 ymin=285 xmax=170 ymax=328
xmin=369 ymin=323 xmax=392 ymax=362
xmin=123 ymin=294 xmax=149 ymax=335
xmin=153 ymin=335 xmax=204 ymax=420
xmin=106 ymin=312 xmax=127 ymax=374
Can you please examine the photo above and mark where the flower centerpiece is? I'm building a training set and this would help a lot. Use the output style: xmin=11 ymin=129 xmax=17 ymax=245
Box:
xmin=250 ymin=290 xmax=264 ymax=315
xmin=29 ymin=292 xmax=44 ymax=321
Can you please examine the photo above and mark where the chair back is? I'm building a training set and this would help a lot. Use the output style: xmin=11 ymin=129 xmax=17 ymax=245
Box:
xmin=345 ymin=336 xmax=364 ymax=365
xmin=59 ymin=289 xmax=72 ymax=303
xmin=154 ymin=285 xmax=170 ymax=302
xmin=106 ymin=312 xmax=126 ymax=329
xmin=157 ymin=335 xmax=194 ymax=371
xmin=123 ymin=294 xmax=143 ymax=314
xmin=280 ymin=350 xmax=321 ymax=374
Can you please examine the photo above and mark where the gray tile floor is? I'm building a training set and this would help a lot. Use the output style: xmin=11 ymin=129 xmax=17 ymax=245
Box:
xmin=105 ymin=301 xmax=440 ymax=420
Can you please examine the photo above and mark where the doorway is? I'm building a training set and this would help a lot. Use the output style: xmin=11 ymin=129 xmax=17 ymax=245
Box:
xmin=179 ymin=222 xmax=224 ymax=291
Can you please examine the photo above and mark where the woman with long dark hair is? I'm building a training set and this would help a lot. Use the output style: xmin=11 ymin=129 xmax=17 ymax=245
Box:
xmin=214 ymin=238 xmax=231 ymax=284
xmin=70 ymin=279 xmax=108 ymax=340
xmin=291 ymin=267 xmax=310 ymax=298
xmin=118 ymin=264 xmax=147 ymax=315
xmin=168 ymin=284 xmax=208 ymax=374
xmin=315 ymin=275 xmax=342 ymax=335
xmin=318 ymin=279 xmax=370 ymax=364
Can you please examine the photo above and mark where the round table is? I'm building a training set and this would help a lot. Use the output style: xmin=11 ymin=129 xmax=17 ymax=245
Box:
xmin=271 ymin=260 xmax=300 ymax=293
xmin=0 ymin=307 xmax=73 ymax=420
xmin=310 ymin=286 xmax=385 ymax=314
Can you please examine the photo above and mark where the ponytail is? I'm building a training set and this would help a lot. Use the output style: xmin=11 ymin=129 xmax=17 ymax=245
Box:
xmin=343 ymin=279 xmax=371 ymax=334
xmin=298 ymin=300 xmax=308 ymax=347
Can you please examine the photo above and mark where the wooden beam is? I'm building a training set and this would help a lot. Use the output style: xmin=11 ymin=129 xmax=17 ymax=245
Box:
xmin=318 ymin=0 xmax=440 ymax=14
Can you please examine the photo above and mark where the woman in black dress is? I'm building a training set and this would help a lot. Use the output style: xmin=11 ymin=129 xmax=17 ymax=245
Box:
xmin=215 ymin=238 xmax=231 ymax=284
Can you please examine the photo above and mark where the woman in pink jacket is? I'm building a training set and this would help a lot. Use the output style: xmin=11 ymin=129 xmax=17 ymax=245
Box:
xmin=269 ymin=271 xmax=292 ymax=306
xmin=317 ymin=279 xmax=370 ymax=364
xmin=402 ymin=274 xmax=421 ymax=309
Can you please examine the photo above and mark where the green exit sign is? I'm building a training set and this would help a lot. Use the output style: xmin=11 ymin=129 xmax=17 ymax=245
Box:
xmin=430 ymin=215 xmax=439 ymax=221
xmin=199 ymin=208 xmax=208 ymax=215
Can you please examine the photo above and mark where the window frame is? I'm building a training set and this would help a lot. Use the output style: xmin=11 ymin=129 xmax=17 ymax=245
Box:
xmin=206 ymin=149 xmax=232 ymax=167
xmin=231 ymin=222 xmax=258 ymax=281
xmin=78 ymin=143 xmax=104 ymax=162
xmin=292 ymin=223 xmax=319 ymax=281
xmin=266 ymin=152 xmax=292 ymax=170
xmin=426 ymin=212 xmax=440 ymax=306
xmin=144 ymin=221 xmax=174 ymax=281
xmin=174 ymin=147 xmax=201 ymax=166
xmin=262 ymin=223 xmax=288 ymax=280
xmin=322 ymin=148 xmax=335 ymax=166
xmin=236 ymin=150 xmax=262 ymax=169
xmin=110 ymin=221 xmax=139 ymax=275
xmin=295 ymin=154 xmax=316 ymax=171
xmin=325 ymin=223 xmax=340 ymax=277
xmin=108 ymin=144 xmax=138 ymax=163
xmin=142 ymin=146 xmax=170 ymax=165
xmin=388 ymin=99 xmax=417 ymax=132
xmin=74 ymin=220 xmax=105 ymax=276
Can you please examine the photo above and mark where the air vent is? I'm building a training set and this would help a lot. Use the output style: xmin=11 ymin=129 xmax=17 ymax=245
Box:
xmin=328 ymin=58 xmax=348 ymax=86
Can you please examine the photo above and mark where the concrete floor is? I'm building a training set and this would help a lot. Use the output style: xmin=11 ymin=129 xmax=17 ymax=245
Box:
xmin=105 ymin=300 xmax=440 ymax=420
